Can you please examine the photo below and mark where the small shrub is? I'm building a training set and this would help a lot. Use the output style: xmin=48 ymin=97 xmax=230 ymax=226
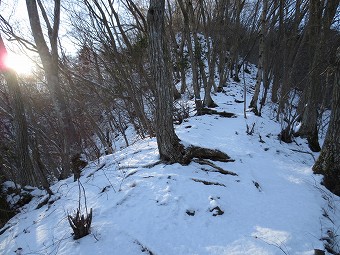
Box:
xmin=68 ymin=181 xmax=92 ymax=240
xmin=246 ymin=122 xmax=255 ymax=135
xmin=68 ymin=208 xmax=92 ymax=240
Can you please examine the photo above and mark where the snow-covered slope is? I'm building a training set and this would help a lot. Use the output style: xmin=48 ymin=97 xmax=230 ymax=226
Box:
xmin=1 ymin=68 xmax=338 ymax=255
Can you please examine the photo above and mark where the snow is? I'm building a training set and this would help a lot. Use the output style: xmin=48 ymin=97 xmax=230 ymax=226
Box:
xmin=1 ymin=67 xmax=339 ymax=255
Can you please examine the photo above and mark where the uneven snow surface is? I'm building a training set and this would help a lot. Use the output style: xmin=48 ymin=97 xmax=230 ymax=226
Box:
xmin=1 ymin=67 xmax=338 ymax=255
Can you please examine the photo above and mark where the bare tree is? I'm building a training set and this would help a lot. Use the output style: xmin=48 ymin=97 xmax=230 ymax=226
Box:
xmin=177 ymin=0 xmax=203 ymax=112
xmin=297 ymin=0 xmax=339 ymax=151
xmin=249 ymin=0 xmax=267 ymax=116
xmin=25 ymin=0 xmax=82 ymax=179
xmin=148 ymin=0 xmax=184 ymax=162
xmin=296 ymin=0 xmax=323 ymax=152
xmin=230 ymin=0 xmax=245 ymax=82
xmin=313 ymin=47 xmax=340 ymax=196
xmin=81 ymin=0 xmax=155 ymax=138
xmin=0 ymin=33 xmax=35 ymax=186
xmin=1 ymin=33 xmax=53 ymax=194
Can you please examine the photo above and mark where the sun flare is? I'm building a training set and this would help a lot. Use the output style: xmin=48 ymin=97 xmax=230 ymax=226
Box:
xmin=4 ymin=53 xmax=35 ymax=75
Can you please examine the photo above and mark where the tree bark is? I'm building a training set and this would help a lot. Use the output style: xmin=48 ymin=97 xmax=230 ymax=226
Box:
xmin=147 ymin=0 xmax=184 ymax=163
xmin=313 ymin=47 xmax=340 ymax=196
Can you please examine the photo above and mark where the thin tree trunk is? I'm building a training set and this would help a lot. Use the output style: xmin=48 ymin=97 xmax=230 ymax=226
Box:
xmin=30 ymin=136 xmax=53 ymax=195
xmin=249 ymin=0 xmax=267 ymax=116
xmin=26 ymin=0 xmax=82 ymax=179
xmin=216 ymin=0 xmax=229 ymax=92
xmin=231 ymin=0 xmax=244 ymax=82
xmin=259 ymin=50 xmax=272 ymax=116
xmin=179 ymin=35 xmax=187 ymax=94
xmin=204 ymin=48 xmax=218 ymax=107
xmin=177 ymin=0 xmax=203 ymax=112
xmin=298 ymin=0 xmax=324 ymax=152
xmin=0 ymin=34 xmax=36 ymax=186
xmin=197 ymin=0 xmax=217 ymax=107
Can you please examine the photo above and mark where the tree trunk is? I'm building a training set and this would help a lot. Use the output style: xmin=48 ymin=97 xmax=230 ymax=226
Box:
xmin=177 ymin=0 xmax=203 ymax=112
xmin=230 ymin=0 xmax=244 ymax=82
xmin=204 ymin=48 xmax=218 ymax=108
xmin=147 ymin=0 xmax=184 ymax=163
xmin=0 ymin=34 xmax=36 ymax=186
xmin=313 ymin=47 xmax=340 ymax=196
xmin=179 ymin=36 xmax=187 ymax=94
xmin=249 ymin=0 xmax=267 ymax=116
xmin=297 ymin=0 xmax=323 ymax=152
xmin=26 ymin=0 xmax=82 ymax=179
xmin=197 ymin=0 xmax=217 ymax=107
xmin=30 ymin=136 xmax=53 ymax=195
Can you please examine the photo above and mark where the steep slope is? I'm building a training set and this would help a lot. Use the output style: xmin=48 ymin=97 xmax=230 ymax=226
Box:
xmin=0 ymin=67 xmax=338 ymax=255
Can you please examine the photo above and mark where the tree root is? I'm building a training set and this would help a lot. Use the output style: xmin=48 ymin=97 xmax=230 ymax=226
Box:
xmin=192 ymin=158 xmax=237 ymax=176
xmin=85 ymin=146 xmax=235 ymax=178
xmin=191 ymin=178 xmax=226 ymax=186
xmin=134 ymin=239 xmax=155 ymax=255
xmin=196 ymin=108 xmax=236 ymax=118
xmin=182 ymin=146 xmax=235 ymax=164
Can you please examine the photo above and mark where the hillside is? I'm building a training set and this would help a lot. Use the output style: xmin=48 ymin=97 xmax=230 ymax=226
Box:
xmin=0 ymin=66 xmax=339 ymax=255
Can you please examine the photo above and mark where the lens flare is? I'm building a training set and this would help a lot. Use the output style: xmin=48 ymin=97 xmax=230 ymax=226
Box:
xmin=4 ymin=54 xmax=34 ymax=75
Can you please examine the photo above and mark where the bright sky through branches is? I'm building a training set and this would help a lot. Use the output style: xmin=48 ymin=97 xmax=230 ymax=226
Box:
xmin=3 ymin=53 xmax=34 ymax=75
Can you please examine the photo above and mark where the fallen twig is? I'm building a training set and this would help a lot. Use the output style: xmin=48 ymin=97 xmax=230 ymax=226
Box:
xmin=290 ymin=149 xmax=316 ymax=162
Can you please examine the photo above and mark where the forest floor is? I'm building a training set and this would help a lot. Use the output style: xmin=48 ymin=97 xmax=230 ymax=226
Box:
xmin=1 ymin=64 xmax=339 ymax=255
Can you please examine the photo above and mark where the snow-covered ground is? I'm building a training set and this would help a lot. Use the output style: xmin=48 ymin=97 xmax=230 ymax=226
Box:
xmin=1 ymin=67 xmax=339 ymax=255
